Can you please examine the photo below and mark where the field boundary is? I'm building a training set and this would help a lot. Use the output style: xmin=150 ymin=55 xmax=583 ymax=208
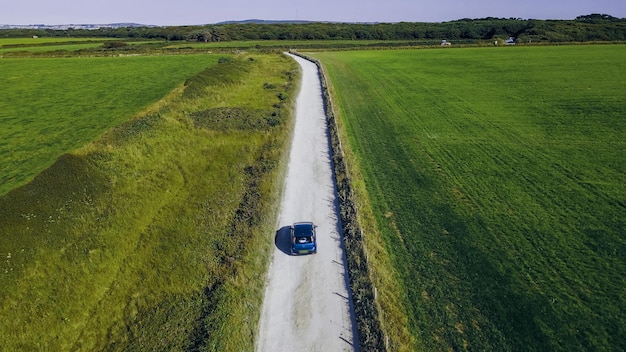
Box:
xmin=289 ymin=51 xmax=386 ymax=351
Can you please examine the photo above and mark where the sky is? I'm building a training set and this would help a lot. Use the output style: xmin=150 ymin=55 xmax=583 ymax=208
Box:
xmin=1 ymin=0 xmax=625 ymax=26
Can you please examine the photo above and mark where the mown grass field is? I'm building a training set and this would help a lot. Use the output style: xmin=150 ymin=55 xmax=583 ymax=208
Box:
xmin=312 ymin=45 xmax=626 ymax=351
xmin=0 ymin=37 xmax=116 ymax=45
xmin=0 ymin=53 xmax=298 ymax=350
xmin=0 ymin=54 xmax=220 ymax=196
xmin=1 ymin=36 xmax=427 ymax=56
xmin=0 ymin=37 xmax=115 ymax=48
xmin=0 ymin=42 xmax=105 ymax=53
xmin=0 ymin=37 xmax=117 ymax=53
xmin=165 ymin=39 xmax=429 ymax=50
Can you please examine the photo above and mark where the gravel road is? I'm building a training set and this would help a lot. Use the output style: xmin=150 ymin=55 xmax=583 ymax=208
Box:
xmin=255 ymin=54 xmax=358 ymax=352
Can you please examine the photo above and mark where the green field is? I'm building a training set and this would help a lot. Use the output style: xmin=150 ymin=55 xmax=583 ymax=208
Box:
xmin=0 ymin=54 xmax=220 ymax=195
xmin=0 ymin=37 xmax=116 ymax=53
xmin=164 ymin=39 xmax=429 ymax=50
xmin=0 ymin=37 xmax=116 ymax=45
xmin=0 ymin=43 xmax=106 ymax=53
xmin=313 ymin=45 xmax=626 ymax=351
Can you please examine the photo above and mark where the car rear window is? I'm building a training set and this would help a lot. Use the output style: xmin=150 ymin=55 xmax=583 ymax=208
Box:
xmin=293 ymin=224 xmax=313 ymax=236
xmin=295 ymin=236 xmax=312 ymax=244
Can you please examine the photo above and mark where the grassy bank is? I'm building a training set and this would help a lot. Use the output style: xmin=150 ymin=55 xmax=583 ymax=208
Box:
xmin=312 ymin=45 xmax=626 ymax=351
xmin=0 ymin=53 xmax=298 ymax=351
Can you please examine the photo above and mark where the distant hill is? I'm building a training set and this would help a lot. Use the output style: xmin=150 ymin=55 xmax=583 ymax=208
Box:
xmin=0 ymin=23 xmax=153 ymax=30
xmin=215 ymin=19 xmax=380 ymax=25
xmin=215 ymin=19 xmax=315 ymax=25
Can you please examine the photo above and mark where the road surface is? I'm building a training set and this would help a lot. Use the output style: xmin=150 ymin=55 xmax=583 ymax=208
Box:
xmin=255 ymin=54 xmax=358 ymax=352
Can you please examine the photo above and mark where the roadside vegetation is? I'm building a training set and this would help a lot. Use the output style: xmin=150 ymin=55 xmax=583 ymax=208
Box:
xmin=312 ymin=45 xmax=625 ymax=351
xmin=0 ymin=52 xmax=298 ymax=350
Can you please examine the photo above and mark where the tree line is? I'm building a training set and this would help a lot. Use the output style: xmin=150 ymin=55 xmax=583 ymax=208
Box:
xmin=2 ymin=14 xmax=625 ymax=43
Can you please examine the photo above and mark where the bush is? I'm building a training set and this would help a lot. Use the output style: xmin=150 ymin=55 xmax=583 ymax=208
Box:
xmin=101 ymin=41 xmax=129 ymax=49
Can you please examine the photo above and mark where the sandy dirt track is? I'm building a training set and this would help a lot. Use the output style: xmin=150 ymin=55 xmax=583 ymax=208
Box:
xmin=255 ymin=54 xmax=358 ymax=351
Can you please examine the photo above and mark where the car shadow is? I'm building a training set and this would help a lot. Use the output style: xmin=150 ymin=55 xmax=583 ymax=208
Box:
xmin=275 ymin=226 xmax=292 ymax=255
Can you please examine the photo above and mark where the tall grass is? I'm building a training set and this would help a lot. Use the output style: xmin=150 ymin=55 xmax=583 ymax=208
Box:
xmin=0 ymin=53 xmax=299 ymax=351
xmin=313 ymin=45 xmax=626 ymax=351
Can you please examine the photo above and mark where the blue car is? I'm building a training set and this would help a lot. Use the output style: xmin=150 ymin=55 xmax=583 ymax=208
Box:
xmin=290 ymin=222 xmax=317 ymax=255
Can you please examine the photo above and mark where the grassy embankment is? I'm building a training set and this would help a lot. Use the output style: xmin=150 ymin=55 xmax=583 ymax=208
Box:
xmin=313 ymin=45 xmax=625 ymax=351
xmin=0 ymin=53 xmax=298 ymax=350
xmin=0 ymin=54 xmax=217 ymax=195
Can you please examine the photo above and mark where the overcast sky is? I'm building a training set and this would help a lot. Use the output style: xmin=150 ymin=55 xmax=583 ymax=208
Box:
xmin=1 ymin=0 xmax=625 ymax=25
